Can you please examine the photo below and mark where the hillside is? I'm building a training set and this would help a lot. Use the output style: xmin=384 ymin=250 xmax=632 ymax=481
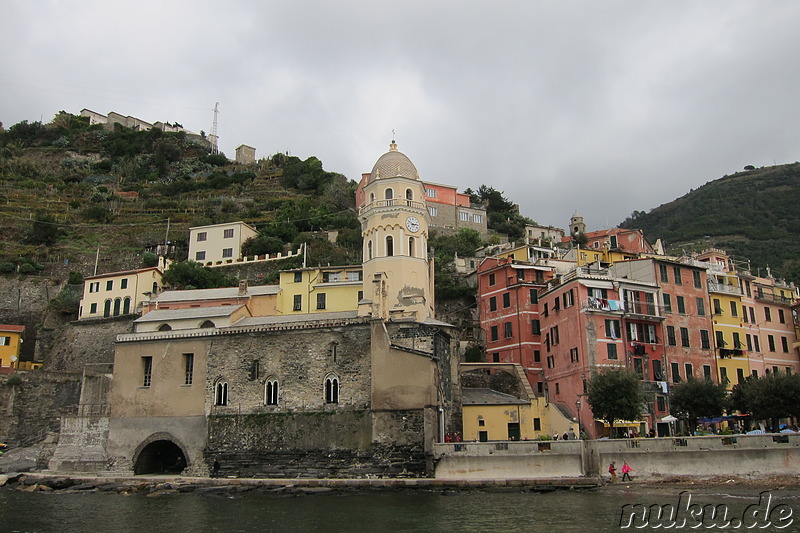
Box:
xmin=619 ymin=163 xmax=800 ymax=283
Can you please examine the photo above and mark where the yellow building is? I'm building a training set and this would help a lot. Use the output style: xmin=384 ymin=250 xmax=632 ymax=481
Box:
xmin=277 ymin=266 xmax=364 ymax=314
xmin=0 ymin=325 xmax=25 ymax=371
xmin=188 ymin=221 xmax=258 ymax=266
xmin=79 ymin=267 xmax=164 ymax=320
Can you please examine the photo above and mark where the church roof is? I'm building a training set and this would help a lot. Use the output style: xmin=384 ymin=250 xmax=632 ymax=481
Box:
xmin=152 ymin=285 xmax=279 ymax=303
xmin=462 ymin=388 xmax=528 ymax=406
xmin=370 ymin=141 xmax=419 ymax=181
xmin=134 ymin=305 xmax=245 ymax=323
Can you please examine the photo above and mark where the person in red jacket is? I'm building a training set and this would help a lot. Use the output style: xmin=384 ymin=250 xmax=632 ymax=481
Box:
xmin=621 ymin=460 xmax=633 ymax=481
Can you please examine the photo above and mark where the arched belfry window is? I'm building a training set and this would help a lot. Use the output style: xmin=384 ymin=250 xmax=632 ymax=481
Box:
xmin=406 ymin=188 xmax=413 ymax=201
xmin=264 ymin=378 xmax=279 ymax=406
xmin=325 ymin=375 xmax=339 ymax=404
xmin=215 ymin=380 xmax=228 ymax=406
xmin=384 ymin=188 xmax=393 ymax=200
xmin=409 ymin=237 xmax=415 ymax=258
xmin=386 ymin=236 xmax=394 ymax=257
xmin=370 ymin=192 xmax=375 ymax=203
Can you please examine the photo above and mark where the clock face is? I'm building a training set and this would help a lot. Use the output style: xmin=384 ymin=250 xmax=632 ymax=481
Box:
xmin=406 ymin=216 xmax=420 ymax=233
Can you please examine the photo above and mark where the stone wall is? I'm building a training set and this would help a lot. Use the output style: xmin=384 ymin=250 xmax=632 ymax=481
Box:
xmin=46 ymin=415 xmax=109 ymax=472
xmin=207 ymin=409 xmax=428 ymax=478
xmin=41 ymin=317 xmax=134 ymax=372
xmin=0 ymin=371 xmax=82 ymax=445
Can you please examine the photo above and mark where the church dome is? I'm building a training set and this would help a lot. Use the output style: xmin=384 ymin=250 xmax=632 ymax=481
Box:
xmin=370 ymin=141 xmax=419 ymax=181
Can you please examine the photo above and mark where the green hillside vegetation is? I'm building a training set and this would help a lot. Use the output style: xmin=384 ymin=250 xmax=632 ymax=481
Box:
xmin=619 ymin=163 xmax=800 ymax=283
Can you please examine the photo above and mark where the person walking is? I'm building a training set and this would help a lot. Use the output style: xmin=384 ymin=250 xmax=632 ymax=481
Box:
xmin=608 ymin=461 xmax=617 ymax=482
xmin=211 ymin=457 xmax=220 ymax=478
xmin=621 ymin=460 xmax=633 ymax=481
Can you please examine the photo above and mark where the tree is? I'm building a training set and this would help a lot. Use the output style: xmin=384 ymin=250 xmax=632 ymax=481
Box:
xmin=25 ymin=212 xmax=60 ymax=246
xmin=730 ymin=373 xmax=800 ymax=430
xmin=162 ymin=261 xmax=237 ymax=290
xmin=669 ymin=377 xmax=727 ymax=434
xmin=587 ymin=368 xmax=644 ymax=437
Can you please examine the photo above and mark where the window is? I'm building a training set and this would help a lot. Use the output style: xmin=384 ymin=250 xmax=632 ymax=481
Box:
xmin=489 ymin=297 xmax=497 ymax=311
xmin=316 ymin=292 xmax=326 ymax=310
xmin=700 ymin=330 xmax=710 ymax=349
xmin=720 ymin=367 xmax=728 ymax=383
xmin=746 ymin=334 xmax=753 ymax=351
xmin=663 ymin=294 xmax=672 ymax=313
xmin=504 ymin=322 xmax=513 ymax=338
xmin=106 ymin=280 xmax=113 ymax=291
xmin=121 ymin=278 xmax=128 ymax=289
xmin=729 ymin=301 xmax=738 ymax=317
xmin=325 ymin=376 xmax=339 ymax=404
xmin=673 ymin=267 xmax=682 ymax=285
xmin=265 ymin=379 xmax=279 ymax=406
xmin=215 ymin=381 xmax=228 ymax=406
xmin=677 ymin=296 xmax=686 ymax=314
xmin=367 ymin=240 xmax=373 ymax=260
xmin=563 ymin=289 xmax=574 ymax=308
xmin=605 ymin=319 xmax=620 ymax=339
xmin=693 ymin=270 xmax=702 ymax=289
xmin=753 ymin=335 xmax=760 ymax=352
xmin=749 ymin=307 xmax=756 ymax=323
xmin=405 ymin=188 xmax=413 ymax=201
xmin=782 ymin=337 xmax=789 ymax=353
xmin=768 ymin=335 xmax=776 ymax=352
xmin=0 ymin=337 xmax=9 ymax=346
xmin=142 ymin=356 xmax=153 ymax=387
xmin=713 ymin=298 xmax=722 ymax=315
xmin=428 ymin=207 xmax=438 ymax=217
xmin=569 ymin=347 xmax=579 ymax=363
xmin=680 ymin=327 xmax=690 ymax=347
xmin=607 ymin=343 xmax=618 ymax=360
xmin=547 ymin=355 xmax=555 ymax=368
xmin=652 ymin=359 xmax=664 ymax=381
xmin=386 ymin=236 xmax=394 ymax=256
xmin=716 ymin=330 xmax=725 ymax=348
xmin=696 ymin=298 xmax=705 ymax=316
xmin=533 ymin=418 xmax=541 ymax=431
xmin=223 ymin=228 xmax=234 ymax=238
xmin=222 ymin=248 xmax=233 ymax=258
xmin=408 ymin=237 xmax=415 ymax=257
xmin=473 ymin=214 xmax=483 ymax=223
xmin=89 ymin=281 xmax=99 ymax=293
xmin=610 ymin=235 xmax=618 ymax=248
xmin=779 ymin=309 xmax=786 ymax=324
xmin=736 ymin=368 xmax=744 ymax=384
xmin=425 ymin=188 xmax=436 ymax=198
xmin=183 ymin=353 xmax=194 ymax=385
xmin=503 ymin=293 xmax=511 ymax=308
xmin=733 ymin=332 xmax=742 ymax=349
xmin=644 ymin=324 xmax=657 ymax=344
xmin=765 ymin=307 xmax=772 ymax=321
xmin=293 ymin=271 xmax=302 ymax=283
xmin=493 ymin=353 xmax=500 ymax=362
xmin=671 ymin=362 xmax=680 ymax=383
xmin=490 ymin=326 xmax=498 ymax=341
xmin=627 ymin=322 xmax=639 ymax=341
xmin=459 ymin=211 xmax=469 ymax=221
xmin=685 ymin=363 xmax=693 ymax=379
xmin=195 ymin=251 xmax=206 ymax=261
xmin=533 ymin=350 xmax=541 ymax=363
xmin=657 ymin=396 xmax=666 ymax=411
xmin=200 ymin=320 xmax=215 ymax=328
xmin=659 ymin=264 xmax=669 ymax=283
xmin=633 ymin=358 xmax=644 ymax=377
xmin=90 ymin=303 xmax=97 ymax=314
xmin=489 ymin=273 xmax=496 ymax=286
xmin=555 ymin=383 xmax=560 ymax=395
xmin=197 ymin=232 xmax=207 ymax=241
xmin=531 ymin=320 xmax=541 ymax=335
xmin=530 ymin=289 xmax=538 ymax=304
xmin=293 ymin=294 xmax=302 ymax=311
xmin=550 ymin=325 xmax=559 ymax=345
xmin=704 ymin=365 xmax=712 ymax=380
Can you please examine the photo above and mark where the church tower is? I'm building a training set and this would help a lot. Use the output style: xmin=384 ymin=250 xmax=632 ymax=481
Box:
xmin=358 ymin=141 xmax=433 ymax=321
xmin=570 ymin=211 xmax=586 ymax=237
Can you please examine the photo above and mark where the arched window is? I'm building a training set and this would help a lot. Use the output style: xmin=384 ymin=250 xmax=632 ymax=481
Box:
xmin=158 ymin=323 xmax=172 ymax=332
xmin=264 ymin=378 xmax=279 ymax=406
xmin=408 ymin=237 xmax=415 ymax=258
xmin=113 ymin=298 xmax=122 ymax=316
xmin=386 ymin=236 xmax=394 ymax=257
xmin=384 ymin=188 xmax=393 ymax=201
xmin=405 ymin=188 xmax=413 ymax=202
xmin=123 ymin=296 xmax=131 ymax=314
xmin=200 ymin=320 xmax=216 ymax=328
xmin=103 ymin=299 xmax=112 ymax=318
xmin=152 ymin=282 xmax=158 ymax=294
xmin=325 ymin=375 xmax=339 ymax=404
xmin=370 ymin=192 xmax=375 ymax=203
xmin=215 ymin=381 xmax=228 ymax=406
xmin=368 ymin=240 xmax=373 ymax=260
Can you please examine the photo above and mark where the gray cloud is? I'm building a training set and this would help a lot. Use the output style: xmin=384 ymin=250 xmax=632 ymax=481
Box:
xmin=3 ymin=1 xmax=798 ymax=231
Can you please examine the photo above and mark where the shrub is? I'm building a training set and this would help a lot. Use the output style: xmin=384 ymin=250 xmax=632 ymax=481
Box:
xmin=18 ymin=263 xmax=36 ymax=274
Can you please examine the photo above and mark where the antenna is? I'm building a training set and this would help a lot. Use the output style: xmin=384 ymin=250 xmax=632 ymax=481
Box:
xmin=209 ymin=102 xmax=220 ymax=154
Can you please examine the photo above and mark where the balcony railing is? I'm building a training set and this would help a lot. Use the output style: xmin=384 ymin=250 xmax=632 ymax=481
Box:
xmin=358 ymin=199 xmax=426 ymax=216
xmin=755 ymin=293 xmax=796 ymax=306
xmin=584 ymin=298 xmax=624 ymax=312
xmin=707 ymin=281 xmax=743 ymax=295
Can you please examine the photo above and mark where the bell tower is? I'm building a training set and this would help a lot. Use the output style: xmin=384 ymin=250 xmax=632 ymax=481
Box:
xmin=358 ymin=141 xmax=433 ymax=321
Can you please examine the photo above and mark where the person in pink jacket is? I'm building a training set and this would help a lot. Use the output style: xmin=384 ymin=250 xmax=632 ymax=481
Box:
xmin=621 ymin=460 xmax=633 ymax=481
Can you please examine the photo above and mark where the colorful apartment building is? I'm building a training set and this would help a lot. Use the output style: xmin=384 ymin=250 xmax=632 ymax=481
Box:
xmin=277 ymin=266 xmax=364 ymax=315
xmin=744 ymin=273 xmax=799 ymax=376
xmin=0 ymin=325 xmax=25 ymax=373
xmin=477 ymin=257 xmax=555 ymax=386
xmin=79 ymin=267 xmax=164 ymax=320
xmin=188 ymin=221 xmax=258 ymax=266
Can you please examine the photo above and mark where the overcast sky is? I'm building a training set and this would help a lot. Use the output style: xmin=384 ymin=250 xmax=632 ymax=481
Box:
xmin=3 ymin=1 xmax=799 ymax=231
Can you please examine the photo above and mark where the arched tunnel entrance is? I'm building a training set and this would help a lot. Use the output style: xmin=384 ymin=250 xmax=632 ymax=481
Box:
xmin=133 ymin=440 xmax=187 ymax=475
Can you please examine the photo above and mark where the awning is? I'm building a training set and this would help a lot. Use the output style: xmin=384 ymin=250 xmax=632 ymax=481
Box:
xmin=580 ymin=280 xmax=614 ymax=290
xmin=597 ymin=419 xmax=645 ymax=427
xmin=660 ymin=415 xmax=678 ymax=423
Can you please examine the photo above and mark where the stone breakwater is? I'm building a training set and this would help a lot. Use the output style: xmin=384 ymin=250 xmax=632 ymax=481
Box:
xmin=0 ymin=472 xmax=602 ymax=495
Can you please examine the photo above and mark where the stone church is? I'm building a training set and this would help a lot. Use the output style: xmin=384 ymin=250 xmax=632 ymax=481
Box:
xmin=48 ymin=142 xmax=462 ymax=478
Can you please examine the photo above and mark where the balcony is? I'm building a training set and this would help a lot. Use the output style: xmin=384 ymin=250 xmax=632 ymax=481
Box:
xmin=584 ymin=298 xmax=624 ymax=312
xmin=623 ymin=300 xmax=663 ymax=319
xmin=358 ymin=199 xmax=427 ymax=217
xmin=755 ymin=292 xmax=796 ymax=306
xmin=707 ymin=281 xmax=743 ymax=296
